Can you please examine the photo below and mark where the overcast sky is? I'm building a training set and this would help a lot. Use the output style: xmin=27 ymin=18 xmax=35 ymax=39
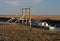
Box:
xmin=0 ymin=0 xmax=60 ymax=15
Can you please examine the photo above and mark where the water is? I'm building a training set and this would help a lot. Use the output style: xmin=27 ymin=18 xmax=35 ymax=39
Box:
xmin=0 ymin=18 xmax=60 ymax=31
xmin=55 ymin=28 xmax=60 ymax=31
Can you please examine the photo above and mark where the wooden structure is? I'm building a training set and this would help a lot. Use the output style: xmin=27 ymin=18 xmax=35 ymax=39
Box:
xmin=15 ymin=8 xmax=31 ymax=27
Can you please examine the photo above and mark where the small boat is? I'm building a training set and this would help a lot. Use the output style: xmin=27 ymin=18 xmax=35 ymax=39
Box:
xmin=31 ymin=21 xmax=55 ymax=31
xmin=31 ymin=21 xmax=49 ymax=28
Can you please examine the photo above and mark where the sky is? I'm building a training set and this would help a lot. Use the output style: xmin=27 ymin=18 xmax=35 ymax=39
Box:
xmin=0 ymin=0 xmax=60 ymax=15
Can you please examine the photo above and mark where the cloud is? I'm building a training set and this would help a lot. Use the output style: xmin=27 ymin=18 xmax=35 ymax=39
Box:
xmin=4 ymin=0 xmax=43 ymax=6
xmin=4 ymin=0 xmax=20 ymax=6
xmin=32 ymin=0 xmax=43 ymax=3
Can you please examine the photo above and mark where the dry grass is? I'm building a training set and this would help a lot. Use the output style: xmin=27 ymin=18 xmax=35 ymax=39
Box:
xmin=0 ymin=15 xmax=60 ymax=41
xmin=0 ymin=15 xmax=60 ymax=20
xmin=0 ymin=24 xmax=60 ymax=41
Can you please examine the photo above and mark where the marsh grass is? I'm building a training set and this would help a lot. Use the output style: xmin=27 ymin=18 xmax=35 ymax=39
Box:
xmin=0 ymin=24 xmax=60 ymax=41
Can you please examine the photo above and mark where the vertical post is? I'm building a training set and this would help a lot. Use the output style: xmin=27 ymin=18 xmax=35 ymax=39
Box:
xmin=25 ymin=8 xmax=27 ymax=25
xmin=29 ymin=8 xmax=31 ymax=28
xmin=22 ymin=8 xmax=24 ymax=24
xmin=22 ymin=8 xmax=23 ymax=16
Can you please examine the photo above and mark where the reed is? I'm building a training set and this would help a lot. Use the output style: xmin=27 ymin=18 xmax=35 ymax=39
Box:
xmin=0 ymin=15 xmax=60 ymax=20
xmin=0 ymin=24 xmax=60 ymax=41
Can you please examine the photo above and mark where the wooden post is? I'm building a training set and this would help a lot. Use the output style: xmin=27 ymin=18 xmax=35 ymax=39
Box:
xmin=29 ymin=8 xmax=31 ymax=28
xmin=25 ymin=8 xmax=28 ymax=25
xmin=22 ymin=8 xmax=24 ymax=24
